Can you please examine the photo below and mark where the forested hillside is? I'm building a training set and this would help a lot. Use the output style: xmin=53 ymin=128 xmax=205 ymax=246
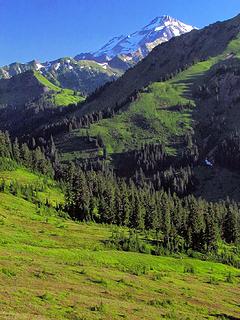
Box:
xmin=0 ymin=132 xmax=239 ymax=320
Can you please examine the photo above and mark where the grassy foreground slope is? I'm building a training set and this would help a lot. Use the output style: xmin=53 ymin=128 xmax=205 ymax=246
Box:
xmin=0 ymin=190 xmax=240 ymax=319
xmin=0 ymin=165 xmax=64 ymax=206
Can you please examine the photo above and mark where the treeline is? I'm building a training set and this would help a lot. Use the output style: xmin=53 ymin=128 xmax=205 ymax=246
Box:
xmin=42 ymin=90 xmax=139 ymax=138
xmin=65 ymin=167 xmax=240 ymax=254
xmin=0 ymin=131 xmax=54 ymax=177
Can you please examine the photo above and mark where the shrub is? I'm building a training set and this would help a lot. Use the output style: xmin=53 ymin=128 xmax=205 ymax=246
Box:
xmin=225 ymin=272 xmax=234 ymax=283
xmin=208 ymin=276 xmax=218 ymax=285
xmin=0 ymin=158 xmax=17 ymax=171
xmin=108 ymin=229 xmax=151 ymax=254
xmin=1 ymin=268 xmax=16 ymax=277
xmin=183 ymin=264 xmax=196 ymax=274
xmin=90 ymin=302 xmax=106 ymax=313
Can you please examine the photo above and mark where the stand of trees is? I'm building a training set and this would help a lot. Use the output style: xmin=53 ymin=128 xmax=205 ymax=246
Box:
xmin=0 ymin=131 xmax=55 ymax=177
xmin=64 ymin=167 xmax=240 ymax=254
xmin=115 ymin=141 xmax=199 ymax=196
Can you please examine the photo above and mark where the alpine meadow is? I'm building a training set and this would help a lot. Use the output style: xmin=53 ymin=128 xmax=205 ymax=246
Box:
xmin=0 ymin=1 xmax=240 ymax=319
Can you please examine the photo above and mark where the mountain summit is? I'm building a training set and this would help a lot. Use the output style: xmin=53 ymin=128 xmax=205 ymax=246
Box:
xmin=76 ymin=15 xmax=196 ymax=63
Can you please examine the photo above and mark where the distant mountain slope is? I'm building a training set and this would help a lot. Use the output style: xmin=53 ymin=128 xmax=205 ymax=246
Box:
xmin=0 ymin=70 xmax=83 ymax=108
xmin=0 ymin=58 xmax=119 ymax=95
xmin=0 ymin=16 xmax=194 ymax=94
xmin=0 ymin=71 xmax=47 ymax=106
xmin=0 ymin=70 xmax=83 ymax=136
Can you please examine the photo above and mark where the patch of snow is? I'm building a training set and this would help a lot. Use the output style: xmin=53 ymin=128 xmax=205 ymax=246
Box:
xmin=54 ymin=63 xmax=61 ymax=71
xmin=2 ymin=70 xmax=9 ymax=78
xmin=36 ymin=63 xmax=45 ymax=70
xmin=68 ymin=65 xmax=73 ymax=70
xmin=92 ymin=15 xmax=196 ymax=60
xmin=155 ymin=26 xmax=164 ymax=32
xmin=97 ymin=62 xmax=108 ymax=70
xmin=205 ymin=159 xmax=213 ymax=167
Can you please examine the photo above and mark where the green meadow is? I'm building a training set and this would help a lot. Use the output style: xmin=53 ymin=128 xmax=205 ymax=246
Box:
xmin=0 ymin=166 xmax=239 ymax=320
xmin=67 ymin=58 xmax=219 ymax=158
xmin=34 ymin=71 xmax=84 ymax=106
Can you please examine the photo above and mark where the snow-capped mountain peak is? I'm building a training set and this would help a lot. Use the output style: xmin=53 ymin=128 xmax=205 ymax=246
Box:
xmin=142 ymin=15 xmax=176 ymax=31
xmin=87 ymin=15 xmax=196 ymax=62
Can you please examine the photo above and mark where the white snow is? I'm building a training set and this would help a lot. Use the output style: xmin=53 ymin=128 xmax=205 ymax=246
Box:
xmin=97 ymin=62 xmax=109 ymax=70
xmin=36 ymin=63 xmax=45 ymax=70
xmin=92 ymin=15 xmax=196 ymax=60
xmin=205 ymin=159 xmax=213 ymax=167
xmin=68 ymin=65 xmax=73 ymax=70
xmin=54 ymin=63 xmax=61 ymax=71
xmin=155 ymin=26 xmax=164 ymax=32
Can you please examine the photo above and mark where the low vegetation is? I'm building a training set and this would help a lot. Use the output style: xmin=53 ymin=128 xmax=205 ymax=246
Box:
xmin=0 ymin=190 xmax=239 ymax=320
xmin=34 ymin=71 xmax=84 ymax=106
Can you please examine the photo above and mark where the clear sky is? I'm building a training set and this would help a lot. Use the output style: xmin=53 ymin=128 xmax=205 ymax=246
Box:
xmin=0 ymin=0 xmax=239 ymax=65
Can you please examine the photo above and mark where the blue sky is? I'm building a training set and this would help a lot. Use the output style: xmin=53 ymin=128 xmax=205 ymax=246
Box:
xmin=0 ymin=0 xmax=239 ymax=65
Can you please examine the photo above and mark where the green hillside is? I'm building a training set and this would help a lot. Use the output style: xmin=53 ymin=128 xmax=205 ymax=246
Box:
xmin=58 ymin=32 xmax=240 ymax=161
xmin=34 ymin=71 xmax=84 ymax=106
xmin=0 ymin=165 xmax=64 ymax=206
xmin=58 ymin=58 xmax=217 ymax=159
xmin=0 ymin=187 xmax=239 ymax=320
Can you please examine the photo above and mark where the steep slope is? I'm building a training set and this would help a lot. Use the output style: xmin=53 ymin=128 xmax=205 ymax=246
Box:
xmin=76 ymin=14 xmax=240 ymax=117
xmin=56 ymin=59 xmax=213 ymax=161
xmin=0 ymin=71 xmax=84 ymax=136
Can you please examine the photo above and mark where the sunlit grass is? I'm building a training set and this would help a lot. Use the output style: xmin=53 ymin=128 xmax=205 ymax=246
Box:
xmin=0 ymin=189 xmax=239 ymax=319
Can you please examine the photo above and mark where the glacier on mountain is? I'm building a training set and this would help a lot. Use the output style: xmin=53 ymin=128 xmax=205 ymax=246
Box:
xmin=91 ymin=15 xmax=196 ymax=61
